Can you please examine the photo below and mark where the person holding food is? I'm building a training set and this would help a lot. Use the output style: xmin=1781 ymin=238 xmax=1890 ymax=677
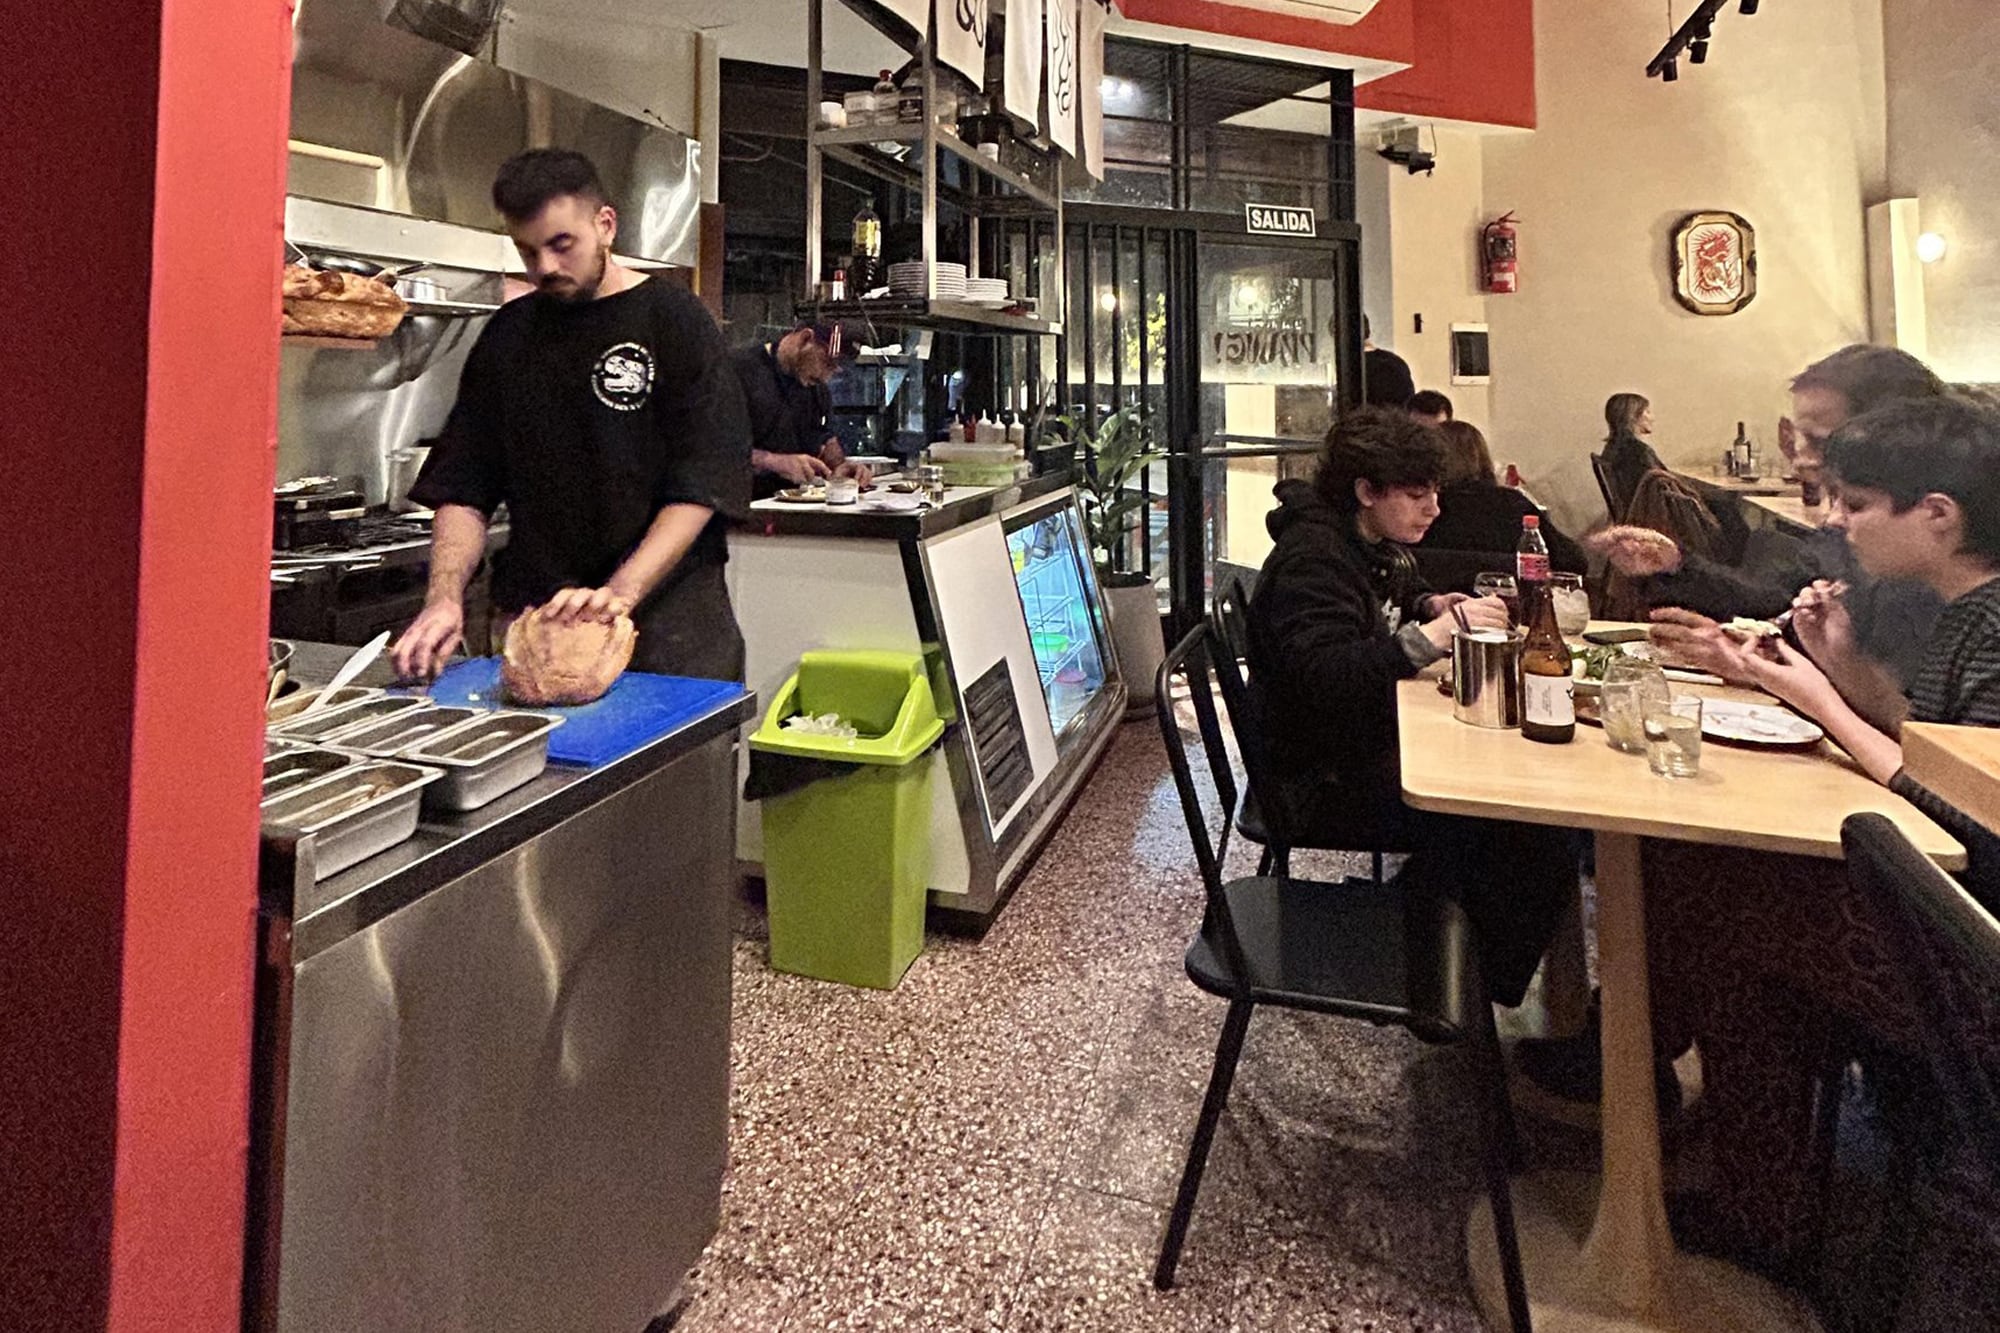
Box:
xmin=731 ymin=322 xmax=873 ymax=499
xmin=1631 ymin=396 xmax=2000 ymax=1304
xmin=1589 ymin=345 xmax=1950 ymax=689
xmin=390 ymin=148 xmax=751 ymax=685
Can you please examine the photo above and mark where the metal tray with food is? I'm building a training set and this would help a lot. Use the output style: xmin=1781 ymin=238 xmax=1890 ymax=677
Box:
xmin=402 ymin=710 xmax=565 ymax=811
xmin=267 ymin=683 xmax=381 ymax=725
xmin=260 ymin=761 xmax=442 ymax=879
xmin=269 ymin=693 xmax=431 ymax=742
xmin=325 ymin=706 xmax=483 ymax=759
xmin=261 ymin=747 xmax=357 ymax=802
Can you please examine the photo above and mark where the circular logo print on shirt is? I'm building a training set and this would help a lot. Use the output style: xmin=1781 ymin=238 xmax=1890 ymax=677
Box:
xmin=592 ymin=342 xmax=655 ymax=411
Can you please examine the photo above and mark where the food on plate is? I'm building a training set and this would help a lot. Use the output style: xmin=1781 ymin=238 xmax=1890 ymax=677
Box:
xmin=499 ymin=605 xmax=637 ymax=706
xmin=1722 ymin=616 xmax=1783 ymax=640
xmin=281 ymin=264 xmax=409 ymax=340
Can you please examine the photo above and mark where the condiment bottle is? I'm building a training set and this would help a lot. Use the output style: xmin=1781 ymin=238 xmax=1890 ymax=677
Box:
xmin=898 ymin=67 xmax=925 ymax=124
xmin=1519 ymin=578 xmax=1576 ymax=744
xmin=1515 ymin=513 xmax=1550 ymax=585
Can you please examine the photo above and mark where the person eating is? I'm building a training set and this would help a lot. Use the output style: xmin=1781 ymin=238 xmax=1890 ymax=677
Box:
xmin=390 ymin=148 xmax=751 ymax=683
xmin=1244 ymin=407 xmax=1577 ymax=1011
xmin=1637 ymin=395 xmax=2000 ymax=1317
xmin=1591 ymin=345 xmax=1950 ymax=690
xmin=731 ymin=322 xmax=874 ymax=498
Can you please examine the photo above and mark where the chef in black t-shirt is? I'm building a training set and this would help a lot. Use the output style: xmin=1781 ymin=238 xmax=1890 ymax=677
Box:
xmin=730 ymin=322 xmax=873 ymax=499
xmin=390 ymin=149 xmax=752 ymax=683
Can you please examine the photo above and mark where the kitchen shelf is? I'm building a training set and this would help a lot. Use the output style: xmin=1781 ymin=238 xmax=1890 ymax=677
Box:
xmin=815 ymin=125 xmax=1061 ymax=213
xmin=795 ymin=297 xmax=1061 ymax=339
xmin=404 ymin=296 xmax=502 ymax=318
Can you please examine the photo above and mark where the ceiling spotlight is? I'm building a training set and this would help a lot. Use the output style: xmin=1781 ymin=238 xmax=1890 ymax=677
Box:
xmin=1662 ymin=57 xmax=1680 ymax=82
xmin=1917 ymin=232 xmax=1948 ymax=264
xmin=1739 ymin=0 xmax=1758 ymax=12
xmin=1690 ymin=38 xmax=1709 ymax=63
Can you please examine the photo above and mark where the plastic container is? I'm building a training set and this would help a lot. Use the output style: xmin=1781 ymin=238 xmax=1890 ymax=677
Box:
xmin=749 ymin=651 xmax=946 ymax=989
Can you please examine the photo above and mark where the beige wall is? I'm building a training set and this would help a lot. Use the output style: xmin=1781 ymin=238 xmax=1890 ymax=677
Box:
xmin=1885 ymin=0 xmax=2000 ymax=384
xmin=1387 ymin=126 xmax=1495 ymax=431
xmin=1471 ymin=0 xmax=1887 ymax=534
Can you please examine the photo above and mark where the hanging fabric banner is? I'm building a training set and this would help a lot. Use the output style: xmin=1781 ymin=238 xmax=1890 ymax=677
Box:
xmin=873 ymin=0 xmax=929 ymax=42
xmin=1002 ymin=0 xmax=1043 ymax=128
xmin=1044 ymin=0 xmax=1077 ymax=157
xmin=1077 ymin=0 xmax=1106 ymax=179
xmin=936 ymin=0 xmax=990 ymax=86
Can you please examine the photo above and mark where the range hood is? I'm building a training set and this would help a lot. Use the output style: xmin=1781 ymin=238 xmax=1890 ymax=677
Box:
xmin=290 ymin=0 xmax=702 ymax=268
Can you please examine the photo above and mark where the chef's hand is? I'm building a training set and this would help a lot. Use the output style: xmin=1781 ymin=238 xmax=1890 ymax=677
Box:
xmin=392 ymin=598 xmax=464 ymax=682
xmin=1647 ymin=607 xmax=1770 ymax=683
xmin=1788 ymin=579 xmax=1853 ymax=666
xmin=1420 ymin=594 xmax=1508 ymax=652
xmin=1587 ymin=525 xmax=1684 ymax=576
xmin=543 ymin=586 xmax=634 ymax=626
xmin=755 ymin=449 xmax=832 ymax=487
xmin=835 ymin=459 xmax=875 ymax=485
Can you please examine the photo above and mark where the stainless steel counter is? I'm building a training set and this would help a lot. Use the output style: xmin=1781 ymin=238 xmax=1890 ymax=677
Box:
xmin=251 ymin=645 xmax=751 ymax=1333
xmin=741 ymin=470 xmax=1073 ymax=542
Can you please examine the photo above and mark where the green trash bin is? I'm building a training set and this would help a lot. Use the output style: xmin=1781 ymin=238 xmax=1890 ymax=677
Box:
xmin=749 ymin=650 xmax=946 ymax=989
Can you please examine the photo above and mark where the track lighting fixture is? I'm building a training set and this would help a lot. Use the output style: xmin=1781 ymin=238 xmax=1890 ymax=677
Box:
xmin=1740 ymin=0 xmax=1758 ymax=13
xmin=1647 ymin=0 xmax=1750 ymax=81
xmin=1690 ymin=37 xmax=1709 ymax=63
xmin=1662 ymin=57 xmax=1680 ymax=81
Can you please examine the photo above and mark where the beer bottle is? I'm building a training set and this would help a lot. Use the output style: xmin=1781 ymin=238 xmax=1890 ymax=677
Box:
xmin=1520 ymin=579 xmax=1576 ymax=744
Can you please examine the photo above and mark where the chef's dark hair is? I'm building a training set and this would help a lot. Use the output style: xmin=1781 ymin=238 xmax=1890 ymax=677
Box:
xmin=1825 ymin=395 xmax=2000 ymax=563
xmin=1316 ymin=407 xmax=1445 ymax=515
xmin=492 ymin=149 xmax=609 ymax=222
xmin=1792 ymin=344 xmax=1946 ymax=417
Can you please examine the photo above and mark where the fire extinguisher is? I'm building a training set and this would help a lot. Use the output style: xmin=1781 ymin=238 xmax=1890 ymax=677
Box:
xmin=1481 ymin=212 xmax=1519 ymax=295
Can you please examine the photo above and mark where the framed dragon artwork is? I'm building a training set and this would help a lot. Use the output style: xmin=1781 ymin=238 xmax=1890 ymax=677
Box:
xmin=1671 ymin=210 xmax=1757 ymax=315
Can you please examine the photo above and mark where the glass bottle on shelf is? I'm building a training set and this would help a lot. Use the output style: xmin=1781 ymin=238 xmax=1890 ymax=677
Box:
xmin=871 ymin=69 xmax=898 ymax=126
xmin=897 ymin=66 xmax=924 ymax=125
xmin=849 ymin=203 xmax=881 ymax=294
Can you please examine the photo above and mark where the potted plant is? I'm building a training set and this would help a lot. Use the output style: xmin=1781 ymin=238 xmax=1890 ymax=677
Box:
xmin=1062 ymin=406 xmax=1167 ymax=712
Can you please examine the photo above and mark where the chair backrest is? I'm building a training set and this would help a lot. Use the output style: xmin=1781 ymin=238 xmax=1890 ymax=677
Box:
xmin=1156 ymin=625 xmax=1253 ymax=982
xmin=1213 ymin=578 xmax=1252 ymax=665
xmin=1206 ymin=594 xmax=1286 ymax=829
xmin=1589 ymin=450 xmax=1622 ymax=524
xmin=1840 ymin=813 xmax=2000 ymax=1168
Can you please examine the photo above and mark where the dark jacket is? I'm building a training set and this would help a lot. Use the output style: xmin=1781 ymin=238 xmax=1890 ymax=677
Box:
xmin=729 ymin=343 xmax=832 ymax=498
xmin=1602 ymin=431 xmax=1665 ymax=519
xmin=1246 ymin=480 xmax=1431 ymax=801
xmin=1418 ymin=480 xmax=1588 ymax=575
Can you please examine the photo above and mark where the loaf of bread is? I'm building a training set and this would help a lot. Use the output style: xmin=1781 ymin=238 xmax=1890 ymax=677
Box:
xmin=500 ymin=606 xmax=638 ymax=707
xmin=281 ymin=264 xmax=408 ymax=340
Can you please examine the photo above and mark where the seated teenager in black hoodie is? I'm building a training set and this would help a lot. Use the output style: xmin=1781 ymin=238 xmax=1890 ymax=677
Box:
xmin=1244 ymin=408 xmax=1578 ymax=1006
xmin=1419 ymin=419 xmax=1588 ymax=573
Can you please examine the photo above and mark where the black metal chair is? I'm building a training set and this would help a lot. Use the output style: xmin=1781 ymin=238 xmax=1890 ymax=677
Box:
xmin=1589 ymin=450 xmax=1622 ymax=524
xmin=1151 ymin=626 xmax=1532 ymax=1332
xmin=1839 ymin=814 xmax=2000 ymax=1325
xmin=1211 ymin=583 xmax=1411 ymax=884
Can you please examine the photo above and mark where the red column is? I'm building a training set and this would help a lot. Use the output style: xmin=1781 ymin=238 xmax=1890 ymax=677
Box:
xmin=0 ymin=1 xmax=291 ymax=1329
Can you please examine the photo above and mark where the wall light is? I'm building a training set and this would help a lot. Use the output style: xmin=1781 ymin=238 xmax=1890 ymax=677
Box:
xmin=1916 ymin=232 xmax=1948 ymax=264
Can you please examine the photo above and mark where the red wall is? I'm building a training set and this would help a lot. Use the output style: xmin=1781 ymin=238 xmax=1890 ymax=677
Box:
xmin=0 ymin=0 xmax=289 ymax=1328
xmin=1357 ymin=0 xmax=1537 ymax=129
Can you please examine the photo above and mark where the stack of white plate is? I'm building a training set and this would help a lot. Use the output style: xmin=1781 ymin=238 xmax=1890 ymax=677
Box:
xmin=887 ymin=261 xmax=967 ymax=299
xmin=963 ymin=277 xmax=1010 ymax=307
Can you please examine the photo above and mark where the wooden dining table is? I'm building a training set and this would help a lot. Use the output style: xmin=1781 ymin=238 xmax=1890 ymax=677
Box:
xmin=1743 ymin=492 xmax=1827 ymax=533
xmin=1399 ymin=638 xmax=1964 ymax=1332
xmin=1903 ymin=721 xmax=2000 ymax=835
xmin=1676 ymin=468 xmax=1793 ymax=498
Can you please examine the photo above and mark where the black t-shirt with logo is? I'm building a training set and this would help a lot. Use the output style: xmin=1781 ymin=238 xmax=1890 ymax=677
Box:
xmin=411 ymin=277 xmax=751 ymax=613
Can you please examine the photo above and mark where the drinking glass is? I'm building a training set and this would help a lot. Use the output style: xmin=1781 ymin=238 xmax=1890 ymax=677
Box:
xmin=1551 ymin=572 xmax=1591 ymax=636
xmin=1644 ymin=695 xmax=1704 ymax=778
xmin=1473 ymin=571 xmax=1520 ymax=625
xmin=1600 ymin=657 xmax=1669 ymax=754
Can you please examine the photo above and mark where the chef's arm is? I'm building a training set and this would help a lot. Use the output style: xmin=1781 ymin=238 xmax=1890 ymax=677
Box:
xmin=425 ymin=504 xmax=489 ymax=605
xmin=607 ymin=502 xmax=714 ymax=608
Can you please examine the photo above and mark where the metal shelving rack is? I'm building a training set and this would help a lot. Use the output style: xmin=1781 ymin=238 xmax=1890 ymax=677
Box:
xmin=802 ymin=0 xmax=1066 ymax=339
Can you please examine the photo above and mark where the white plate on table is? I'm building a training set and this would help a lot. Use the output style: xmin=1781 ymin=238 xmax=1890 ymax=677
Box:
xmin=1700 ymin=699 xmax=1824 ymax=747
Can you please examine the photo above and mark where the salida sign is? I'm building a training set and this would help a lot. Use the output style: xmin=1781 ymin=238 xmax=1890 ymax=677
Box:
xmin=1245 ymin=204 xmax=1316 ymax=238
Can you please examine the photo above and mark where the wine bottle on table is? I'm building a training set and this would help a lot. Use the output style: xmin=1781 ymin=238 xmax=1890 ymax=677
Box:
xmin=1520 ymin=578 xmax=1576 ymax=744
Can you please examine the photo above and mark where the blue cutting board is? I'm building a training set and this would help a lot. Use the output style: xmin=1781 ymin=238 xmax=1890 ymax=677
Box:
xmin=423 ymin=658 xmax=746 ymax=768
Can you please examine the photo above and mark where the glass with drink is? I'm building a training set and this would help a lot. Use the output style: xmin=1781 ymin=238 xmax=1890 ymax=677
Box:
xmin=1644 ymin=695 xmax=1704 ymax=778
xmin=1550 ymin=572 xmax=1591 ymax=637
xmin=1474 ymin=571 xmax=1520 ymax=625
xmin=1600 ymin=657 xmax=1669 ymax=754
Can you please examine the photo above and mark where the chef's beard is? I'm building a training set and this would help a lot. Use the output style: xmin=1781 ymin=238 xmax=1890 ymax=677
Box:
xmin=541 ymin=245 xmax=608 ymax=303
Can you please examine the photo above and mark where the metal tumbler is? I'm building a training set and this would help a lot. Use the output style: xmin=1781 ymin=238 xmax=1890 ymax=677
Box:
xmin=1452 ymin=629 xmax=1525 ymax=729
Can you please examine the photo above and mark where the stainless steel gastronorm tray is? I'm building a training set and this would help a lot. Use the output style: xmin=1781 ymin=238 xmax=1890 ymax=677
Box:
xmin=402 ymin=711 xmax=565 ymax=812
xmin=326 ymin=707 xmax=482 ymax=759
xmin=269 ymin=694 xmax=430 ymax=743
xmin=267 ymin=684 xmax=381 ymax=725
xmin=261 ymin=747 xmax=357 ymax=801
xmin=260 ymin=761 xmax=442 ymax=879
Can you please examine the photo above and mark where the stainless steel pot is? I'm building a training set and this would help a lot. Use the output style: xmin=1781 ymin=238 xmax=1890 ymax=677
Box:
xmin=389 ymin=446 xmax=432 ymax=513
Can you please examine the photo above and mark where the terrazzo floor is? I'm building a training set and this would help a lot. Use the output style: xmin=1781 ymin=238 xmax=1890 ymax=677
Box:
xmin=671 ymin=713 xmax=1576 ymax=1333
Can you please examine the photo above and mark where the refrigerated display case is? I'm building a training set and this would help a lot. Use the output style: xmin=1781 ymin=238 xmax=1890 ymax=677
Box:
xmin=1005 ymin=505 xmax=1111 ymax=745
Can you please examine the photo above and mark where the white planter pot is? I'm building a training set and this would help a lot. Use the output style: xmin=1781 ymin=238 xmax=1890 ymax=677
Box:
xmin=1102 ymin=578 xmax=1165 ymax=714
